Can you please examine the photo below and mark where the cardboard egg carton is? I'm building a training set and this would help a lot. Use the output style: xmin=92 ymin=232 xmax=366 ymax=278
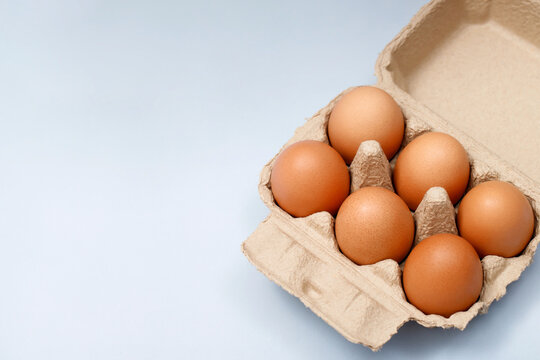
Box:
xmin=242 ymin=0 xmax=540 ymax=351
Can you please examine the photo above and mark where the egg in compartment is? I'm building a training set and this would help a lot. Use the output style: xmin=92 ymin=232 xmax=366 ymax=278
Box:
xmin=270 ymin=140 xmax=350 ymax=218
xmin=403 ymin=233 xmax=483 ymax=317
xmin=335 ymin=187 xmax=414 ymax=265
xmin=393 ymin=132 xmax=470 ymax=211
xmin=457 ymin=180 xmax=535 ymax=258
xmin=328 ymin=86 xmax=405 ymax=164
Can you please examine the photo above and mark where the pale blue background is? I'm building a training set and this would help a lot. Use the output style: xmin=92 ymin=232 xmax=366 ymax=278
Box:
xmin=0 ymin=0 xmax=538 ymax=359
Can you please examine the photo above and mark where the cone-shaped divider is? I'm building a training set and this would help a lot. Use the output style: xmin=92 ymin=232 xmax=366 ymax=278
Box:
xmin=413 ymin=187 xmax=457 ymax=245
xmin=467 ymin=159 xmax=500 ymax=190
xmin=349 ymin=140 xmax=393 ymax=192
xmin=401 ymin=116 xmax=431 ymax=147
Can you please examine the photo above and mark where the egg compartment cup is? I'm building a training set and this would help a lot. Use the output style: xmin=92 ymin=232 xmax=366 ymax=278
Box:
xmin=242 ymin=0 xmax=540 ymax=351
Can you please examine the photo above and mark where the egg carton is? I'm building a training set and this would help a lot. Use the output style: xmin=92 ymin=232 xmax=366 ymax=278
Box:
xmin=242 ymin=0 xmax=540 ymax=351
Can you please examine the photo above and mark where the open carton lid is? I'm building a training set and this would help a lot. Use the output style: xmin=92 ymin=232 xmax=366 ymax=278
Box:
xmin=376 ymin=0 xmax=540 ymax=186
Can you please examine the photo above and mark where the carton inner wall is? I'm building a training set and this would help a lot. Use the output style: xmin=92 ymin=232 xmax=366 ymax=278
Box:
xmin=390 ymin=0 xmax=540 ymax=183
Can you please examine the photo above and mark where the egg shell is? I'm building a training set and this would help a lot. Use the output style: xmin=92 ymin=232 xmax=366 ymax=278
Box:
xmin=393 ymin=132 xmax=470 ymax=210
xmin=457 ymin=180 xmax=535 ymax=258
xmin=335 ymin=186 xmax=414 ymax=265
xmin=270 ymin=140 xmax=350 ymax=217
xmin=328 ymin=86 xmax=404 ymax=164
xmin=403 ymin=233 xmax=483 ymax=318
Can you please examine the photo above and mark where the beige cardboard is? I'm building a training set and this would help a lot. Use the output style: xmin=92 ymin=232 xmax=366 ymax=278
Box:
xmin=350 ymin=140 xmax=394 ymax=192
xmin=242 ymin=0 xmax=540 ymax=351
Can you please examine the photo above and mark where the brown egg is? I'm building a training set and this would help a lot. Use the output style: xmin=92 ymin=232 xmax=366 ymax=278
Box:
xmin=403 ymin=233 xmax=483 ymax=317
xmin=335 ymin=187 xmax=414 ymax=265
xmin=457 ymin=181 xmax=535 ymax=258
xmin=270 ymin=140 xmax=350 ymax=217
xmin=393 ymin=132 xmax=470 ymax=210
xmin=328 ymin=86 xmax=404 ymax=164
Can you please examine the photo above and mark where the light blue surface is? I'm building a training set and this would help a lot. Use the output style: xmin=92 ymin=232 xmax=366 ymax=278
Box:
xmin=0 ymin=0 xmax=539 ymax=358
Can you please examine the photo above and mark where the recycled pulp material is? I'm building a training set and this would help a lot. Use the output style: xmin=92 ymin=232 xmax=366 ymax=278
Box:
xmin=242 ymin=0 xmax=540 ymax=351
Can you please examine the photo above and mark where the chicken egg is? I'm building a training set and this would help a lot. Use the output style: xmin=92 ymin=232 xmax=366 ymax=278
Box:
xmin=328 ymin=86 xmax=404 ymax=164
xmin=335 ymin=186 xmax=414 ymax=265
xmin=457 ymin=180 xmax=535 ymax=258
xmin=403 ymin=233 xmax=483 ymax=317
xmin=393 ymin=132 xmax=470 ymax=210
xmin=270 ymin=140 xmax=350 ymax=217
